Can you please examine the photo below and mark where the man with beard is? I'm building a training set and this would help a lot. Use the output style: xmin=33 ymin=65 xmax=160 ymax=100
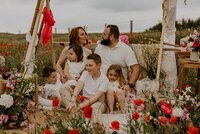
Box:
xmin=94 ymin=24 xmax=140 ymax=92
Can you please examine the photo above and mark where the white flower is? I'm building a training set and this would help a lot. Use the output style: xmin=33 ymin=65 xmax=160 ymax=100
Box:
xmin=172 ymin=107 xmax=184 ymax=117
xmin=171 ymin=100 xmax=176 ymax=105
xmin=0 ymin=94 xmax=14 ymax=108
xmin=179 ymin=96 xmax=183 ymax=100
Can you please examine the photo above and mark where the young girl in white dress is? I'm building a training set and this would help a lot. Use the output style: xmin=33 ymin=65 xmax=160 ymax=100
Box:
xmin=106 ymin=64 xmax=126 ymax=114
xmin=62 ymin=44 xmax=85 ymax=93
xmin=38 ymin=67 xmax=62 ymax=108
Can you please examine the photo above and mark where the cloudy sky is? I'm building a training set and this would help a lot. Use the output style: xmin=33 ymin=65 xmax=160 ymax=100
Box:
xmin=0 ymin=0 xmax=199 ymax=33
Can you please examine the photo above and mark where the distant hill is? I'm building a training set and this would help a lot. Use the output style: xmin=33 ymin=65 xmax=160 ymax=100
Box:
xmin=146 ymin=17 xmax=200 ymax=32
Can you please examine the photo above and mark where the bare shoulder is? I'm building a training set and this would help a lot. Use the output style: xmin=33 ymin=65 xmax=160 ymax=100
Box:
xmin=83 ymin=46 xmax=92 ymax=54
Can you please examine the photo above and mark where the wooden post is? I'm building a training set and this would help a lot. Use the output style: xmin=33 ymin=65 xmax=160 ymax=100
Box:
xmin=24 ymin=0 xmax=45 ymax=74
xmin=30 ymin=0 xmax=42 ymax=35
xmin=105 ymin=23 xmax=107 ymax=28
xmin=156 ymin=0 xmax=169 ymax=80
xmin=34 ymin=74 xmax=39 ymax=105
xmin=51 ymin=35 xmax=56 ymax=69
xmin=55 ymin=27 xmax=57 ymax=34
xmin=0 ymin=76 xmax=3 ymax=94
xmin=130 ymin=20 xmax=133 ymax=35
xmin=68 ymin=28 xmax=71 ymax=33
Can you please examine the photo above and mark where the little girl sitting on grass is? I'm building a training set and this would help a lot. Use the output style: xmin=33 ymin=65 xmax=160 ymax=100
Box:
xmin=106 ymin=64 xmax=126 ymax=114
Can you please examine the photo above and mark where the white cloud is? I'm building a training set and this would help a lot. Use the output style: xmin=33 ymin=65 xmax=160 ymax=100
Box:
xmin=0 ymin=0 xmax=199 ymax=33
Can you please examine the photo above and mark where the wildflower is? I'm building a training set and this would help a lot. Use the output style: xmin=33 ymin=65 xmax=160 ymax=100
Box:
xmin=144 ymin=114 xmax=150 ymax=123
xmin=132 ymin=112 xmax=140 ymax=120
xmin=44 ymin=129 xmax=53 ymax=134
xmin=83 ymin=105 xmax=92 ymax=119
xmin=161 ymin=104 xmax=172 ymax=115
xmin=11 ymin=115 xmax=18 ymax=121
xmin=110 ymin=120 xmax=120 ymax=131
xmin=52 ymin=98 xmax=59 ymax=108
xmin=0 ymin=94 xmax=14 ymax=108
xmin=170 ymin=116 xmax=177 ymax=124
xmin=159 ymin=116 xmax=168 ymax=124
xmin=69 ymin=129 xmax=79 ymax=134
xmin=79 ymin=95 xmax=85 ymax=102
xmin=187 ymin=125 xmax=199 ymax=134
xmin=3 ymin=50 xmax=9 ymax=56
xmin=172 ymin=107 xmax=184 ymax=117
xmin=134 ymin=99 xmax=143 ymax=106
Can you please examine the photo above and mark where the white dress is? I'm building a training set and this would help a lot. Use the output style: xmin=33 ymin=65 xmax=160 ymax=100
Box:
xmin=66 ymin=60 xmax=85 ymax=79
xmin=108 ymin=81 xmax=120 ymax=92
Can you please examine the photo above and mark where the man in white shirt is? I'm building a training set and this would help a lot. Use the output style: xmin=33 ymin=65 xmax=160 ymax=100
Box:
xmin=95 ymin=24 xmax=140 ymax=91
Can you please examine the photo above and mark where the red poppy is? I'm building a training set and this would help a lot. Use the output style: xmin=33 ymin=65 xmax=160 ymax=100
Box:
xmin=79 ymin=95 xmax=85 ymax=102
xmin=83 ymin=105 xmax=93 ymax=119
xmin=110 ymin=120 xmax=120 ymax=131
xmin=132 ymin=112 xmax=140 ymax=120
xmin=134 ymin=99 xmax=143 ymax=106
xmin=159 ymin=116 xmax=168 ymax=124
xmin=187 ymin=125 xmax=199 ymax=134
xmin=170 ymin=116 xmax=177 ymax=124
xmin=144 ymin=114 xmax=150 ymax=123
xmin=3 ymin=50 xmax=9 ymax=56
xmin=69 ymin=129 xmax=79 ymax=134
xmin=52 ymin=99 xmax=59 ymax=108
xmin=44 ymin=129 xmax=52 ymax=134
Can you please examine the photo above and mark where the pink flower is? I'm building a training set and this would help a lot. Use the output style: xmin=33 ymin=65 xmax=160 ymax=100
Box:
xmin=20 ymin=120 xmax=28 ymax=127
xmin=119 ymin=35 xmax=129 ymax=45
xmin=3 ymin=115 xmax=9 ymax=123
xmin=11 ymin=115 xmax=18 ymax=121
xmin=136 ymin=104 xmax=144 ymax=111
xmin=28 ymin=124 xmax=35 ymax=130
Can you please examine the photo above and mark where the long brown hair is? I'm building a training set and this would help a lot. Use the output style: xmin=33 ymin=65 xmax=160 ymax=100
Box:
xmin=107 ymin=64 xmax=125 ymax=86
xmin=69 ymin=27 xmax=87 ymax=46
xmin=68 ymin=44 xmax=83 ymax=62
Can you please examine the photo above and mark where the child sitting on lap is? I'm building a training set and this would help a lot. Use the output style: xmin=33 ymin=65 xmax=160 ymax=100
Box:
xmin=38 ymin=67 xmax=62 ymax=108
xmin=106 ymin=64 xmax=126 ymax=114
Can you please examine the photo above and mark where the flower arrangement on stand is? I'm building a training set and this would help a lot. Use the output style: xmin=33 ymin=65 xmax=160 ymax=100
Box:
xmin=180 ymin=30 xmax=200 ymax=52
xmin=0 ymin=71 xmax=36 ymax=130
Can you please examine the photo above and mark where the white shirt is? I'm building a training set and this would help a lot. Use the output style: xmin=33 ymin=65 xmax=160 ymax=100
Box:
xmin=95 ymin=40 xmax=138 ymax=80
xmin=79 ymin=71 xmax=109 ymax=98
xmin=44 ymin=74 xmax=62 ymax=99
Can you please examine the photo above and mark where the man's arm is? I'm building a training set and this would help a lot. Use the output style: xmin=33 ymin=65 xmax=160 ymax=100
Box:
xmin=129 ymin=64 xmax=140 ymax=85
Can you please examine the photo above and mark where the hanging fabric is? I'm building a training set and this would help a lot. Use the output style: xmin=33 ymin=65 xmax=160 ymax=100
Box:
xmin=41 ymin=7 xmax=55 ymax=46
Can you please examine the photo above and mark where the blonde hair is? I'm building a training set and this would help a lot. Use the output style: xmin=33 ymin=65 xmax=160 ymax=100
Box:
xmin=107 ymin=64 xmax=125 ymax=86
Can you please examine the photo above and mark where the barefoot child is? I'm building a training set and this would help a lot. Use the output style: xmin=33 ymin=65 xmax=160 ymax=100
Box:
xmin=106 ymin=64 xmax=126 ymax=114
xmin=38 ymin=67 xmax=62 ymax=108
